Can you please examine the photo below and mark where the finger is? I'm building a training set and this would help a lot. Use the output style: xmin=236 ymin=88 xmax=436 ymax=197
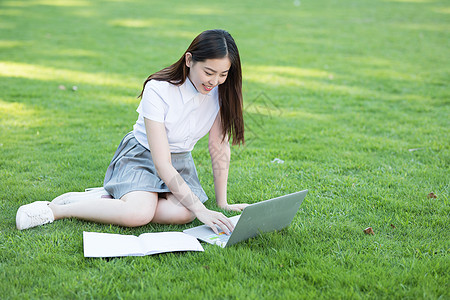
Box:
xmin=217 ymin=215 xmax=234 ymax=233
xmin=216 ymin=221 xmax=231 ymax=235
xmin=229 ymin=205 xmax=243 ymax=212
xmin=207 ymin=222 xmax=219 ymax=235
xmin=233 ymin=205 xmax=244 ymax=212
xmin=241 ymin=204 xmax=249 ymax=211
xmin=202 ymin=218 xmax=219 ymax=235
xmin=238 ymin=204 xmax=250 ymax=211
xmin=210 ymin=215 xmax=231 ymax=235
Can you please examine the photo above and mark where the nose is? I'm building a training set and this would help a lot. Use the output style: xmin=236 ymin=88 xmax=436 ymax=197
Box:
xmin=208 ymin=75 xmax=219 ymax=86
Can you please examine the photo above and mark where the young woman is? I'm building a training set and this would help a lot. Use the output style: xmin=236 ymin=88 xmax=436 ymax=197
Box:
xmin=16 ymin=29 xmax=248 ymax=234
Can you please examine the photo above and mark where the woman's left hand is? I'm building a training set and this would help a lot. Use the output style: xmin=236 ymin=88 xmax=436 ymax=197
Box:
xmin=220 ymin=203 xmax=249 ymax=212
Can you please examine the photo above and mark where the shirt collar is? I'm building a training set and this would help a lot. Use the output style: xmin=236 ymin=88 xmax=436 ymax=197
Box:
xmin=180 ymin=77 xmax=218 ymax=104
xmin=180 ymin=77 xmax=199 ymax=104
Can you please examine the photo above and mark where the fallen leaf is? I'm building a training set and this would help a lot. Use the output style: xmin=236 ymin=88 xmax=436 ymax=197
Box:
xmin=364 ymin=227 xmax=374 ymax=235
xmin=390 ymin=224 xmax=396 ymax=229
xmin=58 ymin=85 xmax=66 ymax=90
xmin=427 ymin=192 xmax=437 ymax=199
xmin=203 ymin=265 xmax=210 ymax=270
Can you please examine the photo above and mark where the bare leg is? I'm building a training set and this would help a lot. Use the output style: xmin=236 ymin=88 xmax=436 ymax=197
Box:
xmin=48 ymin=191 xmax=158 ymax=227
xmin=152 ymin=193 xmax=195 ymax=225
xmin=48 ymin=191 xmax=196 ymax=227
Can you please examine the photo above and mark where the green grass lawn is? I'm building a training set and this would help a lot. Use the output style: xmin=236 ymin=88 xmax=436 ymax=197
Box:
xmin=0 ymin=0 xmax=448 ymax=298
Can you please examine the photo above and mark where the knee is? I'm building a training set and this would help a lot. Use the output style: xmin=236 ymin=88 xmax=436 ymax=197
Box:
xmin=173 ymin=210 xmax=195 ymax=225
xmin=121 ymin=202 xmax=156 ymax=227
xmin=165 ymin=194 xmax=195 ymax=224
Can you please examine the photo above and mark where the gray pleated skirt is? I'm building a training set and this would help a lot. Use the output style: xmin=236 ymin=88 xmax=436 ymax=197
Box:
xmin=103 ymin=132 xmax=208 ymax=202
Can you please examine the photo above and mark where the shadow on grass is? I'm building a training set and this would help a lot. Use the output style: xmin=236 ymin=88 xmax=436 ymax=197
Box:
xmin=0 ymin=0 xmax=448 ymax=220
xmin=0 ymin=2 xmax=449 ymax=298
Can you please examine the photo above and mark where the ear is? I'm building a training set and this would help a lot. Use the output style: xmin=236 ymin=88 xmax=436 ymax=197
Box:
xmin=185 ymin=52 xmax=193 ymax=68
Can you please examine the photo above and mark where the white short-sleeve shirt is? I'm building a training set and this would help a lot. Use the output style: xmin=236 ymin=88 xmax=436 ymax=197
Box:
xmin=133 ymin=78 xmax=220 ymax=153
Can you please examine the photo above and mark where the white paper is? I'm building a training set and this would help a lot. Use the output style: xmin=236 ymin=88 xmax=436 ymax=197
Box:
xmin=83 ymin=231 xmax=204 ymax=258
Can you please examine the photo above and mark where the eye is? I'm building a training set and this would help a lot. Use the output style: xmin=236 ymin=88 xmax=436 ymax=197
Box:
xmin=205 ymin=71 xmax=213 ymax=76
xmin=220 ymin=74 xmax=227 ymax=77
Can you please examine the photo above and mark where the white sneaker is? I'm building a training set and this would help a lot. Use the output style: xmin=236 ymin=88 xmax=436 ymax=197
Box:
xmin=16 ymin=201 xmax=55 ymax=230
xmin=51 ymin=187 xmax=110 ymax=205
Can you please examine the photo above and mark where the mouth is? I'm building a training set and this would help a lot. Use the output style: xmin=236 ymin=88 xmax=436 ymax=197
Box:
xmin=202 ymin=84 xmax=214 ymax=92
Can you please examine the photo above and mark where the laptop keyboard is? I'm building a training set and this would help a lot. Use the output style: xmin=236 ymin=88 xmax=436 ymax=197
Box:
xmin=205 ymin=232 xmax=230 ymax=247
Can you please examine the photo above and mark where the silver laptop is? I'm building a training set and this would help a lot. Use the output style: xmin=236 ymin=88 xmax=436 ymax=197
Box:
xmin=183 ymin=190 xmax=308 ymax=248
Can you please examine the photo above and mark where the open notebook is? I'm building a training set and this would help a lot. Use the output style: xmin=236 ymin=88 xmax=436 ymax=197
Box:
xmin=83 ymin=231 xmax=204 ymax=257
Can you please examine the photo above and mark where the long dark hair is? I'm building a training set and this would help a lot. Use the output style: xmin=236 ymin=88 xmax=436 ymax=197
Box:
xmin=139 ymin=29 xmax=244 ymax=146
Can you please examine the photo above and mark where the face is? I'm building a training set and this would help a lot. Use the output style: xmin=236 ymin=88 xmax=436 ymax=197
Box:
xmin=185 ymin=53 xmax=231 ymax=94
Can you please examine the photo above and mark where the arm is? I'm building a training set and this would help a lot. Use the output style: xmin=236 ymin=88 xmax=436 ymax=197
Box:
xmin=208 ymin=113 xmax=249 ymax=212
xmin=144 ymin=117 xmax=234 ymax=234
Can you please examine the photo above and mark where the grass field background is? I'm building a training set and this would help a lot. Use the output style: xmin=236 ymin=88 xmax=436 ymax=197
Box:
xmin=0 ymin=0 xmax=448 ymax=298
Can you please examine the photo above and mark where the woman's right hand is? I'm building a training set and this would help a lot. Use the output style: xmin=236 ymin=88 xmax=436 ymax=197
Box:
xmin=193 ymin=208 xmax=234 ymax=235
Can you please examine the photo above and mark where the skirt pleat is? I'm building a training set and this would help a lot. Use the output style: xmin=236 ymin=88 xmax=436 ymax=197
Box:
xmin=103 ymin=132 xmax=208 ymax=202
